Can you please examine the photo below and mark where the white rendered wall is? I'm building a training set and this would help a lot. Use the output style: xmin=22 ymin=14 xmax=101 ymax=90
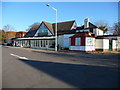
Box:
xmin=85 ymin=46 xmax=95 ymax=51
xmin=58 ymin=35 xmax=64 ymax=48
xmin=103 ymin=39 xmax=109 ymax=49
xmin=98 ymin=28 xmax=103 ymax=36
xmin=95 ymin=39 xmax=109 ymax=49
xmin=106 ymin=36 xmax=120 ymax=50
xmin=69 ymin=46 xmax=95 ymax=51
xmin=112 ymin=40 xmax=117 ymax=49
xmin=86 ymin=37 xmax=95 ymax=45
xmin=63 ymin=34 xmax=74 ymax=48
xmin=117 ymin=37 xmax=120 ymax=50
xmin=69 ymin=46 xmax=85 ymax=51
xmin=86 ymin=37 xmax=95 ymax=51
xmin=95 ymin=39 xmax=103 ymax=49
xmin=94 ymin=28 xmax=103 ymax=36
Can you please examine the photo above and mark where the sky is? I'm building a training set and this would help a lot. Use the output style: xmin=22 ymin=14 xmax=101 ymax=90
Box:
xmin=1 ymin=2 xmax=118 ymax=31
xmin=1 ymin=0 xmax=119 ymax=2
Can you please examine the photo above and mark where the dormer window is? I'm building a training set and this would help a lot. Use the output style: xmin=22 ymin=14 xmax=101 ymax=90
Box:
xmin=90 ymin=28 xmax=93 ymax=33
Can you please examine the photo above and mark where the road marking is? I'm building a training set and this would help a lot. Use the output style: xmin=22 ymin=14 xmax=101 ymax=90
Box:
xmin=10 ymin=53 xmax=28 ymax=59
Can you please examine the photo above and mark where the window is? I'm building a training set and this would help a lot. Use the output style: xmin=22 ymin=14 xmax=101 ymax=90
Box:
xmin=41 ymin=40 xmax=43 ymax=47
xmin=46 ymin=40 xmax=48 ymax=45
xmin=86 ymin=38 xmax=93 ymax=45
xmin=44 ymin=30 xmax=48 ymax=32
xmin=39 ymin=30 xmax=42 ymax=33
xmin=75 ymin=38 xmax=81 ymax=45
xmin=36 ymin=40 xmax=38 ymax=47
xmin=49 ymin=40 xmax=55 ymax=48
xmin=37 ymin=23 xmax=49 ymax=36
xmin=43 ymin=40 xmax=45 ymax=47
xmin=90 ymin=28 xmax=93 ymax=33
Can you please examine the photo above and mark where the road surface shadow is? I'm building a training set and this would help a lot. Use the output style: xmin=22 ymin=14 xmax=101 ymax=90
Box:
xmin=19 ymin=59 xmax=119 ymax=88
xmin=32 ymin=50 xmax=119 ymax=59
xmin=32 ymin=51 xmax=119 ymax=66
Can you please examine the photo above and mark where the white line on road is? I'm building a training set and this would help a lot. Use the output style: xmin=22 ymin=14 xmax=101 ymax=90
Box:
xmin=10 ymin=53 xmax=28 ymax=59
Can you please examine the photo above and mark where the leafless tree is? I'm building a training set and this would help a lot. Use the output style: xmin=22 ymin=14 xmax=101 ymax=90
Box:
xmin=107 ymin=26 xmax=114 ymax=35
xmin=94 ymin=20 xmax=109 ymax=33
xmin=94 ymin=20 xmax=108 ymax=27
xmin=26 ymin=22 xmax=40 ymax=31
xmin=3 ymin=24 xmax=14 ymax=31
xmin=113 ymin=22 xmax=120 ymax=35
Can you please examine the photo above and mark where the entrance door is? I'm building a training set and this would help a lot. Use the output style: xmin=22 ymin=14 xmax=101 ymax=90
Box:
xmin=109 ymin=39 xmax=112 ymax=51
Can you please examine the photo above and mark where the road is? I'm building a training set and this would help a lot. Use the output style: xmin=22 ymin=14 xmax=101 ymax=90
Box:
xmin=2 ymin=46 xmax=119 ymax=88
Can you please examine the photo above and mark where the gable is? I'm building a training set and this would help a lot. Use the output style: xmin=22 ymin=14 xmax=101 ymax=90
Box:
xmin=71 ymin=21 xmax=77 ymax=30
xmin=24 ymin=20 xmax=77 ymax=37
xmin=34 ymin=22 xmax=53 ymax=37
xmin=38 ymin=20 xmax=76 ymax=35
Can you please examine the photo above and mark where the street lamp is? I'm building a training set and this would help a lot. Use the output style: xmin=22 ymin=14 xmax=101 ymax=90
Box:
xmin=46 ymin=4 xmax=57 ymax=51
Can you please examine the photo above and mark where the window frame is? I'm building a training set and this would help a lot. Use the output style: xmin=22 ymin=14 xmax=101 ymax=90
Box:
xmin=75 ymin=37 xmax=81 ymax=46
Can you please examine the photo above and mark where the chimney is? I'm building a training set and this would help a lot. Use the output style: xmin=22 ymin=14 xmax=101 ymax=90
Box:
xmin=84 ymin=18 xmax=89 ymax=28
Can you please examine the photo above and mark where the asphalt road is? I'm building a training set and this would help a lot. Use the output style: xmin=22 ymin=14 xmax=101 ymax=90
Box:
xmin=2 ymin=46 xmax=119 ymax=88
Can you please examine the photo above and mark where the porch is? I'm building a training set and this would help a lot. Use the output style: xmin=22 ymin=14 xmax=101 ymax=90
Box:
xmin=13 ymin=37 xmax=55 ymax=50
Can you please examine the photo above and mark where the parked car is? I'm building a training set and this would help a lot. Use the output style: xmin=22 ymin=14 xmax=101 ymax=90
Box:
xmin=3 ymin=43 xmax=7 ymax=46
xmin=7 ymin=41 xmax=14 ymax=46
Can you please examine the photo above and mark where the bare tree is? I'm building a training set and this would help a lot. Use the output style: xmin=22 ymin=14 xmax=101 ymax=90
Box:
xmin=94 ymin=20 xmax=108 ymax=27
xmin=3 ymin=24 xmax=14 ymax=31
xmin=26 ymin=22 xmax=40 ymax=31
xmin=113 ymin=22 xmax=120 ymax=35
xmin=107 ymin=26 xmax=114 ymax=35
xmin=94 ymin=20 xmax=109 ymax=33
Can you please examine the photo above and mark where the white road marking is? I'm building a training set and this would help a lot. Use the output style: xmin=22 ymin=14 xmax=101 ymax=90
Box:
xmin=10 ymin=53 xmax=28 ymax=59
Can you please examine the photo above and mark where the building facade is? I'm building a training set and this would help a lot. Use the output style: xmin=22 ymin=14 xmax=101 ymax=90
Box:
xmin=69 ymin=32 xmax=95 ymax=52
xmin=13 ymin=20 xmax=76 ymax=50
xmin=6 ymin=31 xmax=26 ymax=42
xmin=13 ymin=18 xmax=120 ymax=52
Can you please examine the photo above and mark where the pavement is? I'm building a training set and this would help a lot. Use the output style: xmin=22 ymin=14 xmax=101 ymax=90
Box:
xmin=2 ymin=46 xmax=119 ymax=88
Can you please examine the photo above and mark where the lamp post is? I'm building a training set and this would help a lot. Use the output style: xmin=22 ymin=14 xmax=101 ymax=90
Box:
xmin=46 ymin=4 xmax=57 ymax=51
